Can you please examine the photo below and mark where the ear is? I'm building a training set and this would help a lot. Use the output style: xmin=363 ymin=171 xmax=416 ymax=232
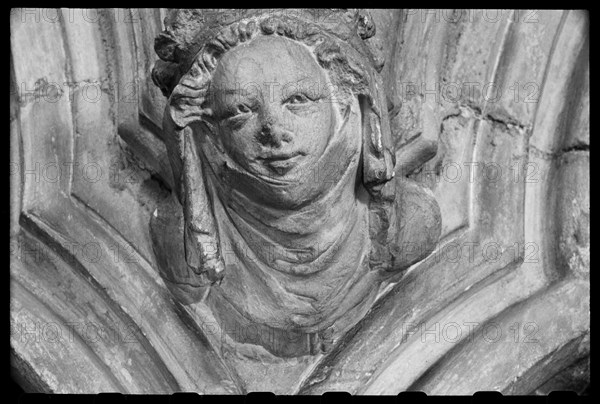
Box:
xmin=169 ymin=92 xmax=212 ymax=130
xmin=167 ymin=66 xmax=215 ymax=129
xmin=168 ymin=82 xmax=225 ymax=157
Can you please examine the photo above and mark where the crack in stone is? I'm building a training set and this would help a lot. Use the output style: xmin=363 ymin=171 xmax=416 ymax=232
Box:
xmin=560 ymin=143 xmax=589 ymax=154
xmin=440 ymin=104 xmax=531 ymax=142
xmin=529 ymin=143 xmax=589 ymax=160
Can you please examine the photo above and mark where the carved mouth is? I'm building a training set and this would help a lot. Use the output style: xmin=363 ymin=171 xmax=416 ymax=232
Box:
xmin=257 ymin=152 xmax=305 ymax=175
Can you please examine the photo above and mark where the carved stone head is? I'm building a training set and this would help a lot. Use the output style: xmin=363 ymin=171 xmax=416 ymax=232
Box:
xmin=153 ymin=9 xmax=395 ymax=199
xmin=150 ymin=9 xmax=441 ymax=357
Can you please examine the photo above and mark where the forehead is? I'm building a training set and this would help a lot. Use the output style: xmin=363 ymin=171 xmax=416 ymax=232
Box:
xmin=212 ymin=35 xmax=327 ymax=89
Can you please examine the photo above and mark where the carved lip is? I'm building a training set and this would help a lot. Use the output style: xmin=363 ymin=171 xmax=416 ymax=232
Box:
xmin=258 ymin=151 xmax=305 ymax=161
xmin=257 ymin=152 xmax=305 ymax=174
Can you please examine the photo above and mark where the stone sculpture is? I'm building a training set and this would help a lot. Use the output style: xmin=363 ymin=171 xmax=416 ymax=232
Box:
xmin=149 ymin=9 xmax=441 ymax=358
xmin=11 ymin=8 xmax=588 ymax=394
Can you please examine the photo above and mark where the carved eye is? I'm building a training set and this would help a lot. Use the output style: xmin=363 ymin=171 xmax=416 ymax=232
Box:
xmin=235 ymin=103 xmax=251 ymax=114
xmin=286 ymin=93 xmax=310 ymax=105
xmin=222 ymin=102 xmax=253 ymax=124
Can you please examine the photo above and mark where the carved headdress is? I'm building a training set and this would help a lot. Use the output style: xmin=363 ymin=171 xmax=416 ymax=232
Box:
xmin=152 ymin=9 xmax=385 ymax=96
xmin=149 ymin=9 xmax=442 ymax=356
xmin=152 ymin=9 xmax=397 ymax=284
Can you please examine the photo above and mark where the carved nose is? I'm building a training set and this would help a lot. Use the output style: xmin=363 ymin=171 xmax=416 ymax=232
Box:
xmin=258 ymin=124 xmax=290 ymax=147
xmin=257 ymin=112 xmax=293 ymax=148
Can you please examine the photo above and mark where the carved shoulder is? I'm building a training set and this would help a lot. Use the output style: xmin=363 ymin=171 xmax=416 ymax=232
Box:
xmin=150 ymin=193 xmax=211 ymax=304
xmin=389 ymin=177 xmax=442 ymax=273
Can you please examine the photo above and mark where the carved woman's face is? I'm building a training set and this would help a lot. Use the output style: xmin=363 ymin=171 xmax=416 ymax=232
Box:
xmin=209 ymin=35 xmax=338 ymax=188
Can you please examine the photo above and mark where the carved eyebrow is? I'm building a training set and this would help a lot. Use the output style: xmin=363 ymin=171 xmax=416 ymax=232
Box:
xmin=209 ymin=88 xmax=249 ymax=98
xmin=281 ymin=76 xmax=325 ymax=100
xmin=209 ymin=87 xmax=262 ymax=106
xmin=209 ymin=82 xmax=262 ymax=96
xmin=290 ymin=75 xmax=316 ymax=86
xmin=214 ymin=88 xmax=246 ymax=95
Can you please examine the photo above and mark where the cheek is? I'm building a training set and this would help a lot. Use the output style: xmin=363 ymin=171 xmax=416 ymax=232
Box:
xmin=293 ymin=108 xmax=333 ymax=151
xmin=219 ymin=119 xmax=261 ymax=161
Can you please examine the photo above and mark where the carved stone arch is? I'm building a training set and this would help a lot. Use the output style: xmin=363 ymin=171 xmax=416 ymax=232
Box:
xmin=10 ymin=8 xmax=240 ymax=393
xmin=10 ymin=8 xmax=588 ymax=394
xmin=299 ymin=9 xmax=589 ymax=394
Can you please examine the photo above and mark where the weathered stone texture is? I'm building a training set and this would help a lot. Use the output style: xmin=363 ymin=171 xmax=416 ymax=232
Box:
xmin=10 ymin=9 xmax=588 ymax=394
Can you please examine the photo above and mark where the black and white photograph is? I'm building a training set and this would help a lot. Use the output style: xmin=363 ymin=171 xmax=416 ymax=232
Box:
xmin=10 ymin=8 xmax=590 ymax=395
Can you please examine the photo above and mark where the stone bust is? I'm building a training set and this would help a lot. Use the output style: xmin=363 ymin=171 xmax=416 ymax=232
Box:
xmin=149 ymin=9 xmax=441 ymax=358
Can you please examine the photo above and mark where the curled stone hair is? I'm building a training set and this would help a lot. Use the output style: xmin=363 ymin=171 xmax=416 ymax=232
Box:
xmin=153 ymin=9 xmax=395 ymax=196
xmin=152 ymin=9 xmax=382 ymax=97
xmin=165 ymin=19 xmax=371 ymax=131
xmin=151 ymin=9 xmax=397 ymax=283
